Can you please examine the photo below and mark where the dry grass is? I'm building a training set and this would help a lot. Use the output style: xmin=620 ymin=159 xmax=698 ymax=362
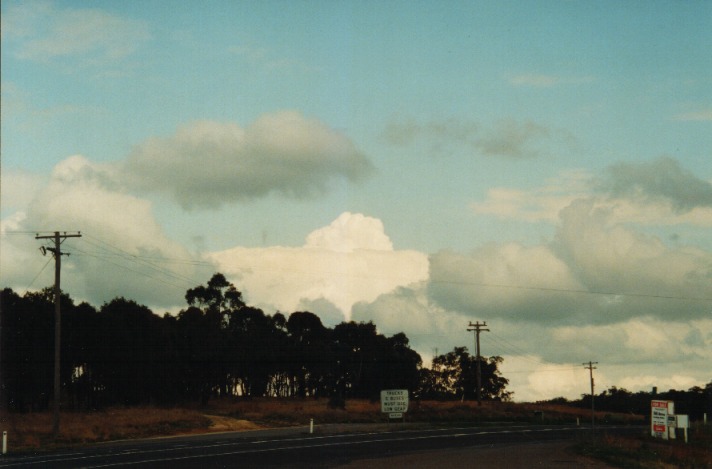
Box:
xmin=577 ymin=424 xmax=712 ymax=469
xmin=0 ymin=407 xmax=211 ymax=450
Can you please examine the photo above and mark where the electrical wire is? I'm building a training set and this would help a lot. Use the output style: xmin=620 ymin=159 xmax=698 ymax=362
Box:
xmin=7 ymin=231 xmax=712 ymax=304
xmin=26 ymin=256 xmax=53 ymax=291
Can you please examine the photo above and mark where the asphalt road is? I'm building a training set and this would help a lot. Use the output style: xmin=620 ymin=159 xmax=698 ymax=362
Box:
xmin=0 ymin=424 xmax=644 ymax=468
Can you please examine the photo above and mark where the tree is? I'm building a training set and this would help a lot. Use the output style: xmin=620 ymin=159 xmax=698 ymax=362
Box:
xmin=332 ymin=321 xmax=422 ymax=401
xmin=94 ymin=297 xmax=167 ymax=406
xmin=286 ymin=311 xmax=331 ymax=398
xmin=185 ymin=273 xmax=245 ymax=321
xmin=175 ymin=306 xmax=221 ymax=404
xmin=181 ymin=273 xmax=247 ymax=401
xmin=424 ymin=347 xmax=511 ymax=401
xmin=228 ymin=306 xmax=279 ymax=397
xmin=1 ymin=288 xmax=54 ymax=411
xmin=378 ymin=332 xmax=422 ymax=393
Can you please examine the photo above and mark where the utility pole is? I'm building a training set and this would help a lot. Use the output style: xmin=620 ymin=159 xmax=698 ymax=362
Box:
xmin=583 ymin=361 xmax=598 ymax=431
xmin=35 ymin=231 xmax=81 ymax=439
xmin=467 ymin=321 xmax=489 ymax=406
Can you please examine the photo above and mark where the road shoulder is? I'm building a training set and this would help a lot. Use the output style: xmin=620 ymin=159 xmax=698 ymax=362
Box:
xmin=335 ymin=440 xmax=615 ymax=469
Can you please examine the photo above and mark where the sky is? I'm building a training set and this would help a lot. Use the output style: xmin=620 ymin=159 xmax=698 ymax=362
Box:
xmin=1 ymin=0 xmax=711 ymax=402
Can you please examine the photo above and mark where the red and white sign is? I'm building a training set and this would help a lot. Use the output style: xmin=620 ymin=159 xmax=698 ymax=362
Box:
xmin=651 ymin=400 xmax=674 ymax=439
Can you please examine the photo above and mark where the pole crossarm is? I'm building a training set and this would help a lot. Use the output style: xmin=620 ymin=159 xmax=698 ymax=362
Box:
xmin=35 ymin=231 xmax=82 ymax=242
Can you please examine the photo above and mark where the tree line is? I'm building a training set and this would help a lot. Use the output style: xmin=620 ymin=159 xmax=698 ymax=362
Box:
xmin=0 ymin=273 xmax=510 ymax=412
xmin=544 ymin=384 xmax=712 ymax=421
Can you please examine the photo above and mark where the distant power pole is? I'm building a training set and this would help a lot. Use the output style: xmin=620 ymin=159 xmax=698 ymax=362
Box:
xmin=467 ymin=321 xmax=489 ymax=406
xmin=36 ymin=231 xmax=81 ymax=439
xmin=583 ymin=361 xmax=598 ymax=430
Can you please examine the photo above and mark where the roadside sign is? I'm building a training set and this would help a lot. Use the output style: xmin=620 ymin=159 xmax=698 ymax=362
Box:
xmin=651 ymin=400 xmax=674 ymax=439
xmin=389 ymin=413 xmax=403 ymax=419
xmin=381 ymin=389 xmax=409 ymax=414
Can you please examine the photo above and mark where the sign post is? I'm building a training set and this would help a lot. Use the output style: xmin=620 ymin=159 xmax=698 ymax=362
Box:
xmin=676 ymin=414 xmax=689 ymax=443
xmin=381 ymin=389 xmax=409 ymax=420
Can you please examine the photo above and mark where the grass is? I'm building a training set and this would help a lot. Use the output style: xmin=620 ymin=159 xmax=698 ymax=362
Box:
xmin=0 ymin=398 xmax=643 ymax=453
xmin=0 ymin=407 xmax=212 ymax=450
xmin=576 ymin=423 xmax=712 ymax=468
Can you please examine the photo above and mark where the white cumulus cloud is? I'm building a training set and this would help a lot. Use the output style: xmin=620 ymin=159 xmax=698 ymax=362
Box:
xmin=1 ymin=155 xmax=212 ymax=309
xmin=207 ymin=212 xmax=428 ymax=319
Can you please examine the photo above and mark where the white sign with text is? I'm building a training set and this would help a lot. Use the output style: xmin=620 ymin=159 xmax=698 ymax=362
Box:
xmin=381 ymin=389 xmax=409 ymax=415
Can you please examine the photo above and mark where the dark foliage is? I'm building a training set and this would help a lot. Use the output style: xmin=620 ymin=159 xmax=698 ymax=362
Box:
xmin=541 ymin=382 xmax=712 ymax=421
xmin=0 ymin=274 xmax=511 ymax=410
xmin=418 ymin=346 xmax=512 ymax=401
xmin=0 ymin=274 xmax=455 ymax=410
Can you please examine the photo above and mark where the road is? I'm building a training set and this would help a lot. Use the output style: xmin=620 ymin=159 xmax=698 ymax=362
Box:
xmin=0 ymin=424 xmax=643 ymax=468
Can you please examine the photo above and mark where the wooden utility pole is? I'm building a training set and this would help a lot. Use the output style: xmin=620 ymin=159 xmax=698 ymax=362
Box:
xmin=467 ymin=321 xmax=489 ymax=405
xmin=583 ymin=361 xmax=598 ymax=430
xmin=35 ymin=231 xmax=81 ymax=439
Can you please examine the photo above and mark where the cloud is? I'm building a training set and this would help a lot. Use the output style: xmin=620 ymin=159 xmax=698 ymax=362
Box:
xmin=382 ymin=116 xmax=571 ymax=159
xmin=441 ymin=190 xmax=712 ymax=327
xmin=352 ymin=283 xmax=466 ymax=356
xmin=428 ymin=243 xmax=590 ymax=325
xmin=353 ymin=284 xmax=712 ymax=401
xmin=508 ymin=73 xmax=595 ymax=87
xmin=1 ymin=155 xmax=212 ymax=309
xmin=206 ymin=212 xmax=428 ymax=319
xmin=0 ymin=169 xmax=47 ymax=213
xmin=123 ymin=111 xmax=375 ymax=209
xmin=296 ymin=297 xmax=346 ymax=328
xmin=474 ymin=119 xmax=551 ymax=159
xmin=472 ymin=169 xmax=593 ymax=222
xmin=2 ymin=1 xmax=150 ymax=63
xmin=554 ymin=198 xmax=712 ymax=321
xmin=472 ymin=162 xmax=712 ymax=227
xmin=673 ymin=110 xmax=712 ymax=122
xmin=4 ymin=152 xmax=710 ymax=401
xmin=381 ymin=118 xmax=479 ymax=154
xmin=4 ymin=155 xmax=710 ymax=402
xmin=228 ymin=44 xmax=318 ymax=74
xmin=305 ymin=212 xmax=393 ymax=252
xmin=500 ymin=356 xmax=586 ymax=402
xmin=599 ymin=157 xmax=712 ymax=212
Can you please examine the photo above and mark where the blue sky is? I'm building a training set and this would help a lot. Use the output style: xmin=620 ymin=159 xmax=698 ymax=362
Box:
xmin=2 ymin=1 xmax=711 ymax=401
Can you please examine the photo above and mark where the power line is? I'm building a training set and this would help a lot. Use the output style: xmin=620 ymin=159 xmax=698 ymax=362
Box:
xmin=431 ymin=278 xmax=712 ymax=302
xmin=26 ymin=256 xmax=53 ymax=291
xmin=7 ymin=232 xmax=712 ymax=303
xmin=71 ymin=247 xmax=191 ymax=291
xmin=499 ymin=366 xmax=581 ymax=374
xmin=79 ymin=234 xmax=208 ymax=287
xmin=484 ymin=330 xmax=539 ymax=358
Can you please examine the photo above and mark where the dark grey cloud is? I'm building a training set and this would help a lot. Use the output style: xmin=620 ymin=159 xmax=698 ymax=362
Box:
xmin=123 ymin=111 xmax=374 ymax=209
xmin=426 ymin=197 xmax=712 ymax=327
xmin=600 ymin=157 xmax=712 ymax=212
